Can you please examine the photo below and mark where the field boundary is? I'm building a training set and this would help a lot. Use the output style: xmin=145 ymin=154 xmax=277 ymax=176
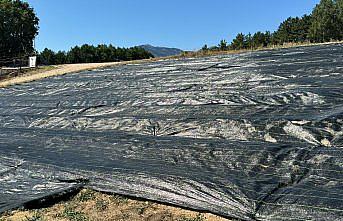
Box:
xmin=1 ymin=41 xmax=342 ymax=89
xmin=0 ymin=60 xmax=153 ymax=88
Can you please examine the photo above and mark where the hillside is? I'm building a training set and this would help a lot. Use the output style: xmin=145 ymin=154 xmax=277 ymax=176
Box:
xmin=138 ymin=44 xmax=183 ymax=57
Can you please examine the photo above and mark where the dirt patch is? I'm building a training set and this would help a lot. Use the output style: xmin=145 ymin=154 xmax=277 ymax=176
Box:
xmin=0 ymin=189 xmax=232 ymax=221
xmin=0 ymin=59 xmax=155 ymax=88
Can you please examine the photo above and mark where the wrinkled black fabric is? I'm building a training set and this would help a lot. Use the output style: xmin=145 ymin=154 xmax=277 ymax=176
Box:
xmin=0 ymin=44 xmax=342 ymax=221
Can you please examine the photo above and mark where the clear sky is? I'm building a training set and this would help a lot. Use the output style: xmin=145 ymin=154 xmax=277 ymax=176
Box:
xmin=25 ymin=0 xmax=320 ymax=52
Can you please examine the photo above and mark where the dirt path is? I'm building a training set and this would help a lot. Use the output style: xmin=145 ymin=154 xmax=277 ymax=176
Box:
xmin=0 ymin=60 xmax=151 ymax=88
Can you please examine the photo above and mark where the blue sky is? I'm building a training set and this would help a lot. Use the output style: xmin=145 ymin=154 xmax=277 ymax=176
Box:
xmin=26 ymin=0 xmax=319 ymax=52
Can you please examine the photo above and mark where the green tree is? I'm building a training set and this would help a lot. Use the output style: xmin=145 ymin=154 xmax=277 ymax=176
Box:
xmin=336 ymin=0 xmax=343 ymax=38
xmin=245 ymin=33 xmax=253 ymax=49
xmin=230 ymin=33 xmax=245 ymax=50
xmin=218 ymin=40 xmax=228 ymax=50
xmin=252 ymin=32 xmax=267 ymax=48
xmin=264 ymin=31 xmax=272 ymax=46
xmin=274 ymin=15 xmax=311 ymax=44
xmin=67 ymin=46 xmax=82 ymax=63
xmin=39 ymin=48 xmax=55 ymax=65
xmin=79 ymin=44 xmax=97 ymax=63
xmin=96 ymin=44 xmax=111 ymax=62
xmin=0 ymin=0 xmax=39 ymax=59
xmin=209 ymin=46 xmax=219 ymax=51
xmin=54 ymin=51 xmax=67 ymax=64
xmin=309 ymin=0 xmax=340 ymax=42
xmin=201 ymin=44 xmax=209 ymax=51
xmin=39 ymin=44 xmax=153 ymax=65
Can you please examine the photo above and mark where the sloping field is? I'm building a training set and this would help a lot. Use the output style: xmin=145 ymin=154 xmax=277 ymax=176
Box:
xmin=0 ymin=61 xmax=147 ymax=88
xmin=0 ymin=44 xmax=342 ymax=221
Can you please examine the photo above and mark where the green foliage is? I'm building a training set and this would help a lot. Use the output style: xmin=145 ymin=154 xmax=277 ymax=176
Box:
xmin=274 ymin=15 xmax=311 ymax=43
xmin=39 ymin=49 xmax=55 ymax=65
xmin=77 ymin=189 xmax=96 ymax=202
xmin=204 ymin=0 xmax=343 ymax=51
xmin=201 ymin=44 xmax=209 ymax=51
xmin=309 ymin=0 xmax=343 ymax=42
xmin=218 ymin=40 xmax=228 ymax=50
xmin=95 ymin=199 xmax=108 ymax=211
xmin=110 ymin=194 xmax=129 ymax=205
xmin=230 ymin=33 xmax=247 ymax=50
xmin=253 ymin=31 xmax=272 ymax=48
xmin=54 ymin=51 xmax=67 ymax=64
xmin=0 ymin=0 xmax=39 ymax=59
xmin=38 ymin=44 xmax=154 ymax=65
xmin=59 ymin=207 xmax=89 ymax=221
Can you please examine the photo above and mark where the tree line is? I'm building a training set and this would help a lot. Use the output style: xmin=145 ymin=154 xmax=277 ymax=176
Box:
xmin=38 ymin=44 xmax=154 ymax=65
xmin=203 ymin=0 xmax=343 ymax=51
xmin=0 ymin=0 xmax=153 ymax=66
xmin=2 ymin=0 xmax=343 ymax=65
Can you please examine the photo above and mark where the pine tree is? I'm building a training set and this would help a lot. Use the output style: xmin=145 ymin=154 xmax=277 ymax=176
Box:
xmin=231 ymin=33 xmax=245 ymax=50
xmin=252 ymin=32 xmax=266 ymax=48
xmin=245 ymin=33 xmax=253 ymax=49
xmin=201 ymin=44 xmax=209 ymax=51
xmin=336 ymin=0 xmax=343 ymax=39
xmin=273 ymin=16 xmax=311 ymax=44
xmin=309 ymin=0 xmax=339 ymax=42
xmin=39 ymin=48 xmax=55 ymax=65
xmin=218 ymin=40 xmax=228 ymax=51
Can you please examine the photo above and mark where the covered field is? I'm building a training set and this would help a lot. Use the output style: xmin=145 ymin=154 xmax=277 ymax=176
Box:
xmin=0 ymin=44 xmax=342 ymax=220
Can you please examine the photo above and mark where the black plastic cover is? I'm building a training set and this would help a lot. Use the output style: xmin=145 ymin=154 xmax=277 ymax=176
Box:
xmin=0 ymin=44 xmax=342 ymax=220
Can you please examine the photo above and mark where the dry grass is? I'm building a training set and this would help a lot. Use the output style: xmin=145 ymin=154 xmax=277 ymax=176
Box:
xmin=174 ymin=40 xmax=343 ymax=59
xmin=0 ymin=59 xmax=154 ymax=88
xmin=0 ymin=189 xmax=232 ymax=221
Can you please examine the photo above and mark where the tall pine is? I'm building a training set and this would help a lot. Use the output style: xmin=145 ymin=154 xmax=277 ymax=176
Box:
xmin=309 ymin=0 xmax=340 ymax=42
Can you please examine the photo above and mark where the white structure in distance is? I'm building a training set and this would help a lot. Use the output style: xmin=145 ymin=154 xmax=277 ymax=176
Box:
xmin=29 ymin=56 xmax=37 ymax=68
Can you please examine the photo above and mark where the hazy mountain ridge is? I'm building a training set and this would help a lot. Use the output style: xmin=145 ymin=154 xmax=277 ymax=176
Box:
xmin=138 ymin=44 xmax=183 ymax=57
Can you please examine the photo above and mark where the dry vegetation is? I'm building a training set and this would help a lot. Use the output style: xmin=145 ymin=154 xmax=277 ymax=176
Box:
xmin=0 ymin=189 xmax=231 ymax=221
xmin=0 ymin=59 xmax=155 ymax=88
xmin=175 ymin=40 xmax=343 ymax=59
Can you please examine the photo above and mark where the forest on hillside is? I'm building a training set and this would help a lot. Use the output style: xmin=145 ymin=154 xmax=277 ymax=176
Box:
xmin=38 ymin=45 xmax=154 ymax=65
xmin=203 ymin=0 xmax=343 ymax=51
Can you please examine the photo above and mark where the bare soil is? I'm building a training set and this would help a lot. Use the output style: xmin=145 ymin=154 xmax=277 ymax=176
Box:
xmin=0 ymin=189 xmax=231 ymax=221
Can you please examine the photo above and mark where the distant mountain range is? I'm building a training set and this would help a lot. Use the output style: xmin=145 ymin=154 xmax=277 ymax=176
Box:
xmin=138 ymin=45 xmax=183 ymax=57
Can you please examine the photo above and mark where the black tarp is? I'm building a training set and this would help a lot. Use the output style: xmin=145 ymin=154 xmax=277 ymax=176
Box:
xmin=0 ymin=44 xmax=342 ymax=220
